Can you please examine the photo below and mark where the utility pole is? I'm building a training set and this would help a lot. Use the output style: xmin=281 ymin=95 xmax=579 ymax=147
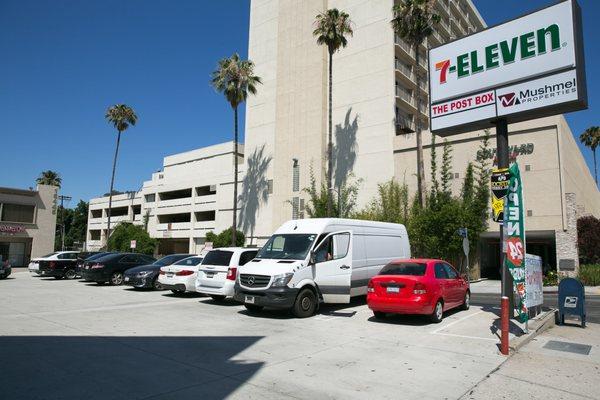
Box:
xmin=58 ymin=195 xmax=72 ymax=251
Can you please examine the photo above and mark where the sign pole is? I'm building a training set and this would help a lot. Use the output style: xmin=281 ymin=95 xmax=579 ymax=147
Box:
xmin=496 ymin=118 xmax=514 ymax=319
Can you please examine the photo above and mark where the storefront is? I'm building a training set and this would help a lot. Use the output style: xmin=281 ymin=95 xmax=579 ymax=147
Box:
xmin=0 ymin=185 xmax=58 ymax=267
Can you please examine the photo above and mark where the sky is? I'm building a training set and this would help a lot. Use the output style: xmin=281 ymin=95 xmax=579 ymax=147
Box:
xmin=0 ymin=0 xmax=598 ymax=207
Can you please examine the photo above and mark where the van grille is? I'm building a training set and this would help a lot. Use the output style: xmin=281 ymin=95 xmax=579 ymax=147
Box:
xmin=239 ymin=274 xmax=270 ymax=288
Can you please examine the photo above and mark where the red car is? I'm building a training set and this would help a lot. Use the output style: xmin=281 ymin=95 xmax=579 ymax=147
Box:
xmin=367 ymin=259 xmax=470 ymax=323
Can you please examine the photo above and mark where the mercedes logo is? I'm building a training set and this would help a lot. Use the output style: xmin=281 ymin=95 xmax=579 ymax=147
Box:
xmin=247 ymin=276 xmax=255 ymax=286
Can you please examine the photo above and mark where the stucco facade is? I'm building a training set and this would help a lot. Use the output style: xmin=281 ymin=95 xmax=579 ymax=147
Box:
xmin=0 ymin=184 xmax=58 ymax=266
xmin=87 ymin=142 xmax=242 ymax=254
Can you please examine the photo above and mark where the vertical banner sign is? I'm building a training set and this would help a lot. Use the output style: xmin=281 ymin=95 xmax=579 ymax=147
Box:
xmin=491 ymin=168 xmax=510 ymax=223
xmin=503 ymin=163 xmax=528 ymax=322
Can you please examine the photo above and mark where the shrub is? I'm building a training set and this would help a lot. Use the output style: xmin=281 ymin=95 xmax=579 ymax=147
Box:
xmin=577 ymin=216 xmax=600 ymax=264
xmin=205 ymin=228 xmax=245 ymax=248
xmin=543 ymin=270 xmax=558 ymax=286
xmin=107 ymin=222 xmax=157 ymax=255
xmin=578 ymin=264 xmax=600 ymax=286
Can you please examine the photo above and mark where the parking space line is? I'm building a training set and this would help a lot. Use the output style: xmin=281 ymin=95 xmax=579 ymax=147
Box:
xmin=430 ymin=310 xmax=484 ymax=334
xmin=432 ymin=332 xmax=498 ymax=342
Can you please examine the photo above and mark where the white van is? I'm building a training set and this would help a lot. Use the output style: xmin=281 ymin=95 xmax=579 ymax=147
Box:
xmin=234 ymin=218 xmax=410 ymax=317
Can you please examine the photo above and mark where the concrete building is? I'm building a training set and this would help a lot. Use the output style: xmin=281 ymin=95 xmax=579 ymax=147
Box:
xmin=241 ymin=0 xmax=600 ymax=277
xmin=86 ymin=141 xmax=243 ymax=254
xmin=0 ymin=184 xmax=58 ymax=266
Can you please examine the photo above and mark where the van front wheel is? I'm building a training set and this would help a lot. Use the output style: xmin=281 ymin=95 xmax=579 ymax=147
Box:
xmin=293 ymin=288 xmax=317 ymax=318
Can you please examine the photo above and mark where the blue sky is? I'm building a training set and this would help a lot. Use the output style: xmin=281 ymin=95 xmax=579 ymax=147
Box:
xmin=0 ymin=0 xmax=598 ymax=206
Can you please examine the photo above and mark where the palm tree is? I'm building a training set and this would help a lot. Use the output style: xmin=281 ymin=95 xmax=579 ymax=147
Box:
xmin=580 ymin=126 xmax=600 ymax=186
xmin=36 ymin=170 xmax=62 ymax=187
xmin=313 ymin=8 xmax=353 ymax=217
xmin=391 ymin=0 xmax=440 ymax=207
xmin=211 ymin=53 xmax=262 ymax=246
xmin=105 ymin=104 xmax=138 ymax=249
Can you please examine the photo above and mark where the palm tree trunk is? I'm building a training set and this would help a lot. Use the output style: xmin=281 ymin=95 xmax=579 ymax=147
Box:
xmin=414 ymin=44 xmax=425 ymax=207
xmin=232 ymin=106 xmax=239 ymax=247
xmin=106 ymin=129 xmax=122 ymax=250
xmin=327 ymin=50 xmax=334 ymax=217
xmin=594 ymin=148 xmax=598 ymax=186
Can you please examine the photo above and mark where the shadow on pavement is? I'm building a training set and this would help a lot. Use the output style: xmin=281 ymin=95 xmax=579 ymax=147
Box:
xmin=0 ymin=335 xmax=264 ymax=400
xmin=199 ymin=298 xmax=241 ymax=307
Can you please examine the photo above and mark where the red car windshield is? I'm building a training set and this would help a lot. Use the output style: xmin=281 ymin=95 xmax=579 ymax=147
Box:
xmin=379 ymin=262 xmax=427 ymax=276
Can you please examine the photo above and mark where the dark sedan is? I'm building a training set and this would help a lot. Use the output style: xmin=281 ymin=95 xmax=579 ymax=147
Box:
xmin=76 ymin=252 xmax=113 ymax=278
xmin=81 ymin=253 xmax=156 ymax=285
xmin=123 ymin=254 xmax=193 ymax=290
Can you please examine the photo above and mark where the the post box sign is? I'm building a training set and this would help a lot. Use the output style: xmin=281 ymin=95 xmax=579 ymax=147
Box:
xmin=429 ymin=0 xmax=587 ymax=136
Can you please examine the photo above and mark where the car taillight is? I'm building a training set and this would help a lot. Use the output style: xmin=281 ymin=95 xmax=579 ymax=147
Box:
xmin=175 ymin=270 xmax=194 ymax=276
xmin=91 ymin=264 xmax=104 ymax=269
xmin=367 ymin=280 xmax=375 ymax=293
xmin=159 ymin=270 xmax=165 ymax=275
xmin=226 ymin=267 xmax=237 ymax=281
xmin=413 ymin=282 xmax=427 ymax=295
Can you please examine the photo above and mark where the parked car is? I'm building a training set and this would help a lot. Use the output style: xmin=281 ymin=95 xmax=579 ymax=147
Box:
xmin=158 ymin=255 xmax=205 ymax=294
xmin=28 ymin=252 xmax=79 ymax=276
xmin=195 ymin=248 xmax=259 ymax=301
xmin=76 ymin=252 xmax=112 ymax=278
xmin=81 ymin=253 xmax=156 ymax=285
xmin=0 ymin=259 xmax=11 ymax=279
xmin=234 ymin=218 xmax=410 ymax=317
xmin=367 ymin=259 xmax=470 ymax=323
xmin=123 ymin=254 xmax=193 ymax=290
xmin=37 ymin=251 xmax=80 ymax=279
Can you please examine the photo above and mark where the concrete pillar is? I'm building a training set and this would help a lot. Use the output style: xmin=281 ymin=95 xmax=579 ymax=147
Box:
xmin=555 ymin=192 xmax=579 ymax=278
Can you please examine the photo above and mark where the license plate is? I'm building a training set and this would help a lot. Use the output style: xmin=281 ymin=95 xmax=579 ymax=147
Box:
xmin=387 ymin=287 xmax=400 ymax=293
xmin=245 ymin=296 xmax=255 ymax=304
xmin=206 ymin=273 xmax=214 ymax=278
xmin=167 ymin=273 xmax=174 ymax=278
xmin=124 ymin=277 xmax=129 ymax=282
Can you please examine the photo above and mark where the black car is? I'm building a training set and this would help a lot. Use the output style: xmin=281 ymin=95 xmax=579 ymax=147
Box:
xmin=0 ymin=260 xmax=11 ymax=279
xmin=81 ymin=253 xmax=156 ymax=285
xmin=123 ymin=254 xmax=193 ymax=290
xmin=76 ymin=252 xmax=110 ymax=277
xmin=38 ymin=251 xmax=80 ymax=279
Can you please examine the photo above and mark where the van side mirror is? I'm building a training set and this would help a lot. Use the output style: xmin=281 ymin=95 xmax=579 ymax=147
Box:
xmin=309 ymin=251 xmax=316 ymax=265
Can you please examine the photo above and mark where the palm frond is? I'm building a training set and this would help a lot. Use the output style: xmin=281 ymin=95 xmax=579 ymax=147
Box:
xmin=210 ymin=53 xmax=262 ymax=109
xmin=313 ymin=8 xmax=354 ymax=54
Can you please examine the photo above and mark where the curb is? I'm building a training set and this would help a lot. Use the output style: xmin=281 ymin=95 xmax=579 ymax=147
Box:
xmin=509 ymin=309 xmax=556 ymax=353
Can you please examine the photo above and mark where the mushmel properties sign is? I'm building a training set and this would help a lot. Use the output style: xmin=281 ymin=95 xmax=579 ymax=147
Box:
xmin=428 ymin=0 xmax=587 ymax=136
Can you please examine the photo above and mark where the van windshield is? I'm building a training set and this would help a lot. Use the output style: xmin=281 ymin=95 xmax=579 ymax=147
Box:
xmin=256 ymin=234 xmax=317 ymax=260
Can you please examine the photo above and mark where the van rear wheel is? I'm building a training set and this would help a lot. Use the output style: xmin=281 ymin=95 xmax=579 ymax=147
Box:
xmin=293 ymin=288 xmax=317 ymax=318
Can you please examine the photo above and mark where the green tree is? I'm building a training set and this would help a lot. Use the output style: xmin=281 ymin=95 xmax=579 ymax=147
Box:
xmin=579 ymin=126 xmax=600 ymax=185
xmin=391 ymin=0 xmax=440 ymax=207
xmin=68 ymin=200 xmax=89 ymax=247
xmin=355 ymin=180 xmax=410 ymax=225
xmin=36 ymin=170 xmax=62 ymax=187
xmin=461 ymin=162 xmax=475 ymax=206
xmin=105 ymin=104 xmax=138 ymax=249
xmin=107 ymin=222 xmax=156 ymax=255
xmin=429 ymin=134 xmax=439 ymax=203
xmin=313 ymin=8 xmax=353 ymax=217
xmin=211 ymin=53 xmax=262 ymax=246
xmin=439 ymin=139 xmax=453 ymax=202
xmin=205 ymin=228 xmax=245 ymax=248
xmin=303 ymin=167 xmax=360 ymax=218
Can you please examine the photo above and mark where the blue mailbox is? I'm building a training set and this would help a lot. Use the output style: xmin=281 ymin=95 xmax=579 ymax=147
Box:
xmin=558 ymin=278 xmax=586 ymax=328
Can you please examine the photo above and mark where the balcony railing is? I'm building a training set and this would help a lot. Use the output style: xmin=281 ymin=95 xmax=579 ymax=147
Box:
xmin=395 ymin=87 xmax=415 ymax=107
xmin=395 ymin=114 xmax=415 ymax=134
xmin=395 ymin=59 xmax=414 ymax=81
xmin=156 ymin=222 xmax=192 ymax=231
xmin=395 ymin=37 xmax=428 ymax=69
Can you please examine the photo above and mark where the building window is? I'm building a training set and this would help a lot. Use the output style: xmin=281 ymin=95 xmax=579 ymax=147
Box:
xmin=454 ymin=173 xmax=460 ymax=179
xmin=525 ymin=164 xmax=531 ymax=171
xmin=90 ymin=230 xmax=101 ymax=241
xmin=267 ymin=179 xmax=273 ymax=195
xmin=292 ymin=159 xmax=300 ymax=192
xmin=1 ymin=203 xmax=35 ymax=223
xmin=196 ymin=185 xmax=217 ymax=196
xmin=132 ymin=205 xmax=141 ymax=215
xmin=195 ymin=210 xmax=216 ymax=222
xmin=292 ymin=197 xmax=300 ymax=219
xmin=91 ymin=209 xmax=102 ymax=218
xmin=108 ymin=206 xmax=128 ymax=217
xmin=527 ymin=210 xmax=533 ymax=217
xmin=145 ymin=194 xmax=155 ymax=203
xmin=159 ymin=188 xmax=192 ymax=201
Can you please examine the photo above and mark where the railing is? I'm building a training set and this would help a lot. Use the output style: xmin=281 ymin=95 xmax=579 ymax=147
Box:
xmin=194 ymin=221 xmax=216 ymax=230
xmin=395 ymin=59 xmax=414 ymax=81
xmin=395 ymin=36 xmax=428 ymax=68
xmin=194 ymin=194 xmax=217 ymax=205
xmin=396 ymin=87 xmax=415 ymax=107
xmin=395 ymin=114 xmax=415 ymax=133
xmin=157 ymin=198 xmax=192 ymax=208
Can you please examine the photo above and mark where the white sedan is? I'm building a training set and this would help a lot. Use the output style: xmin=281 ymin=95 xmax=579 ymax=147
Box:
xmin=158 ymin=255 xmax=204 ymax=294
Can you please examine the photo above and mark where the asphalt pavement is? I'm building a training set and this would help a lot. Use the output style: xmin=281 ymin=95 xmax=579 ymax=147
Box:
xmin=471 ymin=292 xmax=600 ymax=324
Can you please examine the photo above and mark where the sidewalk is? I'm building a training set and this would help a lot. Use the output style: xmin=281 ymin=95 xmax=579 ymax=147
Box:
xmin=470 ymin=280 xmax=600 ymax=295
xmin=461 ymin=323 xmax=600 ymax=399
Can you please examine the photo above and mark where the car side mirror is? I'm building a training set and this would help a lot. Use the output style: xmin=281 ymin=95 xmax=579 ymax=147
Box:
xmin=309 ymin=251 xmax=316 ymax=266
